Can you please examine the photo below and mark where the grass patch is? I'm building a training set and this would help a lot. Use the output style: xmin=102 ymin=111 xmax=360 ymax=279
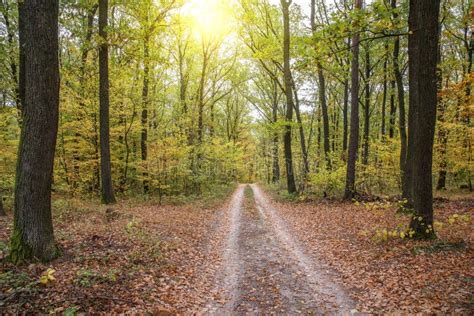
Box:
xmin=244 ymin=185 xmax=254 ymax=200
xmin=117 ymin=182 xmax=237 ymax=209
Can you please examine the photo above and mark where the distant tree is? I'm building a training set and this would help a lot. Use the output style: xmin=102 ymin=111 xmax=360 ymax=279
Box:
xmin=391 ymin=0 xmax=408 ymax=200
xmin=281 ymin=0 xmax=297 ymax=194
xmin=407 ymin=0 xmax=441 ymax=238
xmin=344 ymin=0 xmax=362 ymax=200
xmin=310 ymin=0 xmax=331 ymax=169
xmin=98 ymin=0 xmax=116 ymax=204
xmin=9 ymin=0 xmax=60 ymax=263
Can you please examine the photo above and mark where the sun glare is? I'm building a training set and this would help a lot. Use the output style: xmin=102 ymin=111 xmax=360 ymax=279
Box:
xmin=183 ymin=0 xmax=234 ymax=40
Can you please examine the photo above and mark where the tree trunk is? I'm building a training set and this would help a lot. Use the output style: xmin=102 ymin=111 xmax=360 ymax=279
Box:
xmin=407 ymin=0 xmax=441 ymax=238
xmin=392 ymin=0 xmax=408 ymax=199
xmin=272 ymin=80 xmax=280 ymax=183
xmin=435 ymin=23 xmax=447 ymax=190
xmin=343 ymin=37 xmax=351 ymax=153
xmin=317 ymin=64 xmax=331 ymax=169
xmin=362 ymin=48 xmax=370 ymax=165
xmin=344 ymin=0 xmax=362 ymax=200
xmin=99 ymin=0 xmax=116 ymax=204
xmin=1 ymin=2 xmax=21 ymax=119
xmin=281 ymin=0 xmax=297 ymax=194
xmin=10 ymin=0 xmax=59 ymax=263
xmin=0 ymin=197 xmax=5 ymax=216
xmin=197 ymin=45 xmax=209 ymax=146
xmin=381 ymin=45 xmax=388 ymax=138
xmin=311 ymin=0 xmax=331 ymax=168
xmin=389 ymin=79 xmax=396 ymax=138
xmin=436 ymin=99 xmax=448 ymax=190
xmin=141 ymin=35 xmax=150 ymax=194
xmin=75 ymin=4 xmax=97 ymax=192
xmin=293 ymin=84 xmax=310 ymax=178
xmin=462 ymin=21 xmax=473 ymax=191
xmin=343 ymin=76 xmax=349 ymax=153
xmin=18 ymin=1 xmax=26 ymax=122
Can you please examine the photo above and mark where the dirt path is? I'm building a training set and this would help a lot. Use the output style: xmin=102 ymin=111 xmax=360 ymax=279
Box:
xmin=205 ymin=184 xmax=355 ymax=314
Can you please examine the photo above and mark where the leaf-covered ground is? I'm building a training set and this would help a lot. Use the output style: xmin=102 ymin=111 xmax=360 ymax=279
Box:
xmin=272 ymin=191 xmax=474 ymax=313
xmin=0 ymin=188 xmax=234 ymax=314
xmin=0 ymin=185 xmax=472 ymax=314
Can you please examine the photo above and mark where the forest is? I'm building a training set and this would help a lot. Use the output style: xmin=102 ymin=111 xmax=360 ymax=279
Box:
xmin=0 ymin=0 xmax=472 ymax=314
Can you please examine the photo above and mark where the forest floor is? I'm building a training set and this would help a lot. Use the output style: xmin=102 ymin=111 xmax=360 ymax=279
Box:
xmin=0 ymin=184 xmax=472 ymax=314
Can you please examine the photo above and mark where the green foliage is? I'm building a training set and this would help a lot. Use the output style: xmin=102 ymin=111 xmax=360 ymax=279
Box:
xmin=244 ymin=185 xmax=254 ymax=200
xmin=64 ymin=306 xmax=81 ymax=316
xmin=308 ymin=165 xmax=346 ymax=197
xmin=0 ymin=270 xmax=32 ymax=289
xmin=0 ymin=241 xmax=8 ymax=260
xmin=75 ymin=268 xmax=119 ymax=287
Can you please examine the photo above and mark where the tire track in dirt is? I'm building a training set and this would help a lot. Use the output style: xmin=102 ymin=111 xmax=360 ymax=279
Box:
xmin=251 ymin=184 xmax=355 ymax=314
xmin=205 ymin=184 xmax=245 ymax=313
xmin=205 ymin=184 xmax=356 ymax=314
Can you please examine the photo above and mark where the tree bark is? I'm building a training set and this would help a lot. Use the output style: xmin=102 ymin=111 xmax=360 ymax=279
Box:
xmin=281 ymin=0 xmax=297 ymax=194
xmin=344 ymin=0 xmax=362 ymax=200
xmin=99 ymin=0 xmax=116 ymax=204
xmin=407 ymin=0 xmax=441 ymax=238
xmin=10 ymin=0 xmax=59 ymax=263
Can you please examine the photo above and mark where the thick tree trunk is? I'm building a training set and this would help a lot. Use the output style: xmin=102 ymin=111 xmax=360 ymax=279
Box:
xmin=407 ymin=0 xmax=441 ymax=238
xmin=344 ymin=0 xmax=362 ymax=200
xmin=141 ymin=35 xmax=150 ymax=194
xmin=392 ymin=0 xmax=408 ymax=197
xmin=281 ymin=0 xmax=297 ymax=194
xmin=362 ymin=48 xmax=370 ymax=165
xmin=10 ymin=0 xmax=59 ymax=263
xmin=99 ymin=0 xmax=116 ymax=204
